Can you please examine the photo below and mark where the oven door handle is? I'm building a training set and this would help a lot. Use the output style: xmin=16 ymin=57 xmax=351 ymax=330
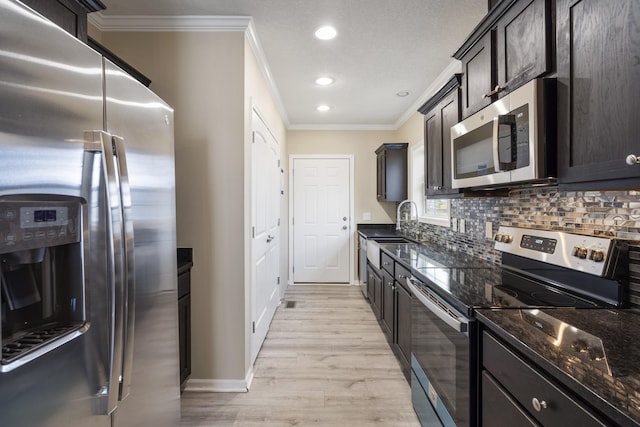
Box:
xmin=407 ymin=277 xmax=468 ymax=334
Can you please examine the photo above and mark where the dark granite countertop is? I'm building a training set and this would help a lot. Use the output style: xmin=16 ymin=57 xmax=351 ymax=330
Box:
xmin=477 ymin=308 xmax=640 ymax=426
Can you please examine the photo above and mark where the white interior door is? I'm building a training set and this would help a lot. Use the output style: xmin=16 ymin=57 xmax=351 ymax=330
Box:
xmin=292 ymin=157 xmax=350 ymax=283
xmin=251 ymin=109 xmax=280 ymax=364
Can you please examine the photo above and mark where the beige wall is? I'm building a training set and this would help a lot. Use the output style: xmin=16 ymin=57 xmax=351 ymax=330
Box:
xmin=242 ymin=37 xmax=289 ymax=367
xmin=99 ymin=31 xmax=248 ymax=382
xmin=96 ymin=27 xmax=426 ymax=386
xmin=396 ymin=112 xmax=424 ymax=146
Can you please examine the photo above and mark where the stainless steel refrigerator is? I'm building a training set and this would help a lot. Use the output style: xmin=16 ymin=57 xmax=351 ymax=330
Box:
xmin=0 ymin=1 xmax=180 ymax=425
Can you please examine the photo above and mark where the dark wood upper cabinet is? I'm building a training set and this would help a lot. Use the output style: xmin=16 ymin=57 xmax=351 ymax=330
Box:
xmin=556 ymin=0 xmax=640 ymax=188
xmin=418 ymin=75 xmax=462 ymax=197
xmin=376 ymin=143 xmax=408 ymax=202
xmin=460 ymin=31 xmax=495 ymax=119
xmin=496 ymin=0 xmax=552 ymax=95
xmin=20 ymin=0 xmax=105 ymax=43
xmin=454 ymin=0 xmax=553 ymax=119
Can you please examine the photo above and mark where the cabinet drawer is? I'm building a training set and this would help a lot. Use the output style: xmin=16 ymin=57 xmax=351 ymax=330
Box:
xmin=483 ymin=332 xmax=607 ymax=427
xmin=381 ymin=252 xmax=394 ymax=275
xmin=482 ymin=370 xmax=539 ymax=426
xmin=394 ymin=263 xmax=411 ymax=289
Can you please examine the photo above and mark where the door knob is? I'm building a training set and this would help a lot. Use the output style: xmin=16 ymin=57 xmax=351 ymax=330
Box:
xmin=342 ymin=225 xmax=348 ymax=230
xmin=266 ymin=235 xmax=274 ymax=243
xmin=343 ymin=216 xmax=347 ymax=221
xmin=626 ymin=154 xmax=640 ymax=165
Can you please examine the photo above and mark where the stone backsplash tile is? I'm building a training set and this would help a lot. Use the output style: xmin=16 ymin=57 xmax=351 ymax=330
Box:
xmin=403 ymin=187 xmax=640 ymax=310
xmin=400 ymin=186 xmax=640 ymax=309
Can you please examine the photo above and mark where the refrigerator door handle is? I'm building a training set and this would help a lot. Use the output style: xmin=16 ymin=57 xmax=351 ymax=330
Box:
xmin=113 ymin=135 xmax=136 ymax=401
xmin=93 ymin=131 xmax=126 ymax=415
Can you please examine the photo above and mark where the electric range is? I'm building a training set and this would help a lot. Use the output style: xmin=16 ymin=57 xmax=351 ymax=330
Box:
xmin=405 ymin=226 xmax=629 ymax=427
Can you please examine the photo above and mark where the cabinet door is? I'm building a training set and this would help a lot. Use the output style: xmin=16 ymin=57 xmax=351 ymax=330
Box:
xmin=376 ymin=151 xmax=385 ymax=201
xmin=461 ymin=31 xmax=495 ymax=119
xmin=381 ymin=270 xmax=395 ymax=341
xmin=395 ymin=282 xmax=412 ymax=372
xmin=557 ymin=0 xmax=640 ymax=186
xmin=426 ymin=90 xmax=461 ymax=197
xmin=424 ymin=109 xmax=442 ymax=195
xmin=376 ymin=144 xmax=408 ymax=202
xmin=368 ymin=267 xmax=382 ymax=320
xmin=482 ymin=371 xmax=538 ymax=426
xmin=178 ymin=294 xmax=191 ymax=389
xmin=496 ymin=0 xmax=551 ymax=94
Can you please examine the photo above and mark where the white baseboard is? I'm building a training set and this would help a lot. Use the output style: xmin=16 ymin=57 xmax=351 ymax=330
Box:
xmin=184 ymin=366 xmax=254 ymax=393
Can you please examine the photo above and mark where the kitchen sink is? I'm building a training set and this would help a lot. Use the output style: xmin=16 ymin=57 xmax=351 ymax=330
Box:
xmin=366 ymin=237 xmax=416 ymax=269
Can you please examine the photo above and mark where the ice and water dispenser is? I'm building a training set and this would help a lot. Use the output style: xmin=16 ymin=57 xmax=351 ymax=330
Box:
xmin=0 ymin=196 xmax=87 ymax=371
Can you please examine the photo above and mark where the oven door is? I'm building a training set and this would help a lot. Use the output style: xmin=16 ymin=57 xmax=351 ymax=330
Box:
xmin=408 ymin=277 xmax=475 ymax=427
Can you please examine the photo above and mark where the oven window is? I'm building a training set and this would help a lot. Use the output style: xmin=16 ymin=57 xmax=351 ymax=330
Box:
xmin=413 ymin=296 xmax=470 ymax=426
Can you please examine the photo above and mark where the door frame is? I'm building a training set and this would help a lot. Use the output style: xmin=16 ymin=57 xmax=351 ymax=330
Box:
xmin=288 ymin=154 xmax=355 ymax=285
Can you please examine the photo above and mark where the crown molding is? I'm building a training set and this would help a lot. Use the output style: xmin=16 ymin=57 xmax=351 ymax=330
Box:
xmin=287 ymin=123 xmax=397 ymax=131
xmin=87 ymin=13 xmax=459 ymax=131
xmin=87 ymin=13 xmax=291 ymax=127
xmin=88 ymin=13 xmax=252 ymax=32
xmin=394 ymin=59 xmax=462 ymax=129
xmin=244 ymin=21 xmax=290 ymax=128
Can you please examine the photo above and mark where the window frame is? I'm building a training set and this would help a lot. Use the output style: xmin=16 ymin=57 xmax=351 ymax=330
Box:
xmin=409 ymin=140 xmax=451 ymax=228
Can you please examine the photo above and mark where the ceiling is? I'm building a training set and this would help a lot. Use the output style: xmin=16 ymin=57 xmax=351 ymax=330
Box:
xmin=94 ymin=0 xmax=487 ymax=129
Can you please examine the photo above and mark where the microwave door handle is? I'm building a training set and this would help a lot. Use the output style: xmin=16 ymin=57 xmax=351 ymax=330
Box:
xmin=91 ymin=131 xmax=125 ymax=415
xmin=113 ymin=135 xmax=136 ymax=401
xmin=493 ymin=115 xmax=517 ymax=172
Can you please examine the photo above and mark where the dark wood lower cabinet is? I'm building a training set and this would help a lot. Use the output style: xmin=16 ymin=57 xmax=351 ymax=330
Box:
xmin=366 ymin=257 xmax=412 ymax=382
xmin=178 ymin=292 xmax=191 ymax=392
xmin=367 ymin=266 xmax=382 ymax=320
xmin=394 ymin=281 xmax=411 ymax=380
xmin=482 ymin=371 xmax=538 ymax=426
xmin=381 ymin=271 xmax=395 ymax=342
xmin=482 ymin=331 xmax=609 ymax=426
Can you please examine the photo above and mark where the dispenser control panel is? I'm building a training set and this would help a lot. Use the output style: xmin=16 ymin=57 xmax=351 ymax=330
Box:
xmin=0 ymin=197 xmax=80 ymax=253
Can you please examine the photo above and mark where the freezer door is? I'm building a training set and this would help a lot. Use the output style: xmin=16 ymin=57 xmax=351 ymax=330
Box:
xmin=103 ymin=59 xmax=180 ymax=427
xmin=0 ymin=1 xmax=110 ymax=426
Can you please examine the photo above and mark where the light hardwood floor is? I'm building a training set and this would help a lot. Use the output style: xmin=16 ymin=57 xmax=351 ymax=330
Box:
xmin=180 ymin=284 xmax=420 ymax=426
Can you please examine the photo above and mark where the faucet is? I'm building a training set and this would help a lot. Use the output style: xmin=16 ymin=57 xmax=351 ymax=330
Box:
xmin=396 ymin=199 xmax=418 ymax=231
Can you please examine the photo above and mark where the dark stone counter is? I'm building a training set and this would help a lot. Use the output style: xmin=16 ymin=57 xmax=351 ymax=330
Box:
xmin=477 ymin=308 xmax=640 ymax=426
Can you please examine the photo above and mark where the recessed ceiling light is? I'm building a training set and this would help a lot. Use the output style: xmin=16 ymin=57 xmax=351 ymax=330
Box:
xmin=315 ymin=76 xmax=335 ymax=86
xmin=396 ymin=91 xmax=410 ymax=97
xmin=316 ymin=104 xmax=331 ymax=112
xmin=315 ymin=25 xmax=337 ymax=40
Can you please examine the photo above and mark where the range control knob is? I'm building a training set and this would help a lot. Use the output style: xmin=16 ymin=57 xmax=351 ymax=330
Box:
xmin=572 ymin=246 xmax=588 ymax=259
xmin=589 ymin=250 xmax=605 ymax=262
xmin=494 ymin=233 xmax=513 ymax=243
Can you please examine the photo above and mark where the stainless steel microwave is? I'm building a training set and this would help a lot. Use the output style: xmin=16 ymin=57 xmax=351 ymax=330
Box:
xmin=450 ymin=78 xmax=556 ymax=189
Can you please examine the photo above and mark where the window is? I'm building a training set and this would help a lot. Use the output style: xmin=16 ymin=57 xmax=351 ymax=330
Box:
xmin=410 ymin=141 xmax=451 ymax=227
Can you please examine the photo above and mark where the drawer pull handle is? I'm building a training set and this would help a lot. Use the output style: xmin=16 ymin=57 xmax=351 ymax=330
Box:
xmin=626 ymin=154 xmax=640 ymax=165
xmin=532 ymin=397 xmax=548 ymax=412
